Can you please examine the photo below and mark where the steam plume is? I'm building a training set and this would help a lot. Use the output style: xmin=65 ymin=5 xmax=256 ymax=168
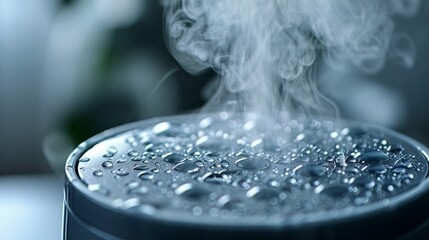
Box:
xmin=163 ymin=0 xmax=420 ymax=117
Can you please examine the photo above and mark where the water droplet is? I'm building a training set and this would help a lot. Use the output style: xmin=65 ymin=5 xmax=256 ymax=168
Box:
xmin=103 ymin=152 xmax=115 ymax=158
xmin=402 ymin=173 xmax=414 ymax=180
xmin=301 ymin=146 xmax=312 ymax=155
xmin=116 ymin=168 xmax=129 ymax=176
xmin=235 ymin=157 xmax=270 ymax=171
xmin=396 ymin=159 xmax=412 ymax=168
xmin=217 ymin=196 xmax=245 ymax=211
xmin=365 ymin=164 xmax=387 ymax=174
xmin=388 ymin=144 xmax=404 ymax=154
xmin=144 ymin=144 xmax=162 ymax=154
xmin=385 ymin=184 xmax=395 ymax=192
xmin=175 ymin=183 xmax=208 ymax=199
xmin=250 ymin=139 xmax=263 ymax=148
xmin=153 ymin=121 xmax=183 ymax=137
xmin=131 ymin=156 xmax=145 ymax=161
xmin=173 ymin=162 xmax=199 ymax=174
xmin=199 ymin=117 xmax=213 ymax=128
xmin=216 ymin=195 xmax=231 ymax=207
xmin=101 ymin=161 xmax=113 ymax=168
xmin=107 ymin=146 xmax=118 ymax=153
xmin=246 ymin=186 xmax=279 ymax=201
xmin=194 ymin=160 xmax=205 ymax=167
xmin=93 ymin=169 xmax=103 ymax=177
xmin=79 ymin=157 xmax=90 ymax=162
xmin=201 ymin=172 xmax=229 ymax=184
xmin=359 ymin=151 xmax=389 ymax=163
xmin=354 ymin=195 xmax=369 ymax=205
xmin=392 ymin=167 xmax=407 ymax=174
xmin=330 ymin=132 xmax=339 ymax=138
xmin=128 ymin=186 xmax=149 ymax=195
xmin=346 ymin=155 xmax=357 ymax=163
xmin=135 ymin=171 xmax=154 ymax=181
xmin=133 ymin=165 xmax=149 ymax=171
xmin=268 ymin=179 xmax=280 ymax=187
xmin=162 ymin=153 xmax=186 ymax=164
xmin=345 ymin=166 xmax=359 ymax=174
xmin=220 ymin=160 xmax=230 ymax=168
xmin=295 ymin=133 xmax=305 ymax=142
xmin=153 ymin=122 xmax=171 ymax=134
xmin=116 ymin=158 xmax=127 ymax=163
xmin=192 ymin=206 xmax=203 ymax=216
xmin=128 ymin=149 xmax=139 ymax=157
xmin=126 ymin=181 xmax=140 ymax=188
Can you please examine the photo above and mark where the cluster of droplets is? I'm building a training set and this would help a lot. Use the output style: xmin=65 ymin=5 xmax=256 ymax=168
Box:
xmin=76 ymin=114 xmax=427 ymax=223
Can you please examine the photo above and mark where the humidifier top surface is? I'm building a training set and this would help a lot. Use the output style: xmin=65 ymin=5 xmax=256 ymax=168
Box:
xmin=69 ymin=113 xmax=429 ymax=225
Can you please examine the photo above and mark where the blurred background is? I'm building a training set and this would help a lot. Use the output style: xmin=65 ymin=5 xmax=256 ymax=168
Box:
xmin=0 ymin=0 xmax=428 ymax=239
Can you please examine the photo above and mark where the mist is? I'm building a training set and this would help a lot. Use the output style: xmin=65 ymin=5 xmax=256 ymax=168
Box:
xmin=164 ymin=0 xmax=421 ymax=119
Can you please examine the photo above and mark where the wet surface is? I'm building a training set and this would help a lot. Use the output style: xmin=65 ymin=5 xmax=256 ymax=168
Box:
xmin=76 ymin=114 xmax=429 ymax=223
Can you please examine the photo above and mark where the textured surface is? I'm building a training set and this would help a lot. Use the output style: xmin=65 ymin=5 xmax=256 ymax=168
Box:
xmin=76 ymin=114 xmax=428 ymax=225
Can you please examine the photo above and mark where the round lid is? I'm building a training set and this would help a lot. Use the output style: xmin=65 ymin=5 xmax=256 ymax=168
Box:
xmin=65 ymin=113 xmax=429 ymax=239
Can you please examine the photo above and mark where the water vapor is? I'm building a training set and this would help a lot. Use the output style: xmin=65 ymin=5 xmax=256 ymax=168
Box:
xmin=164 ymin=0 xmax=420 ymax=117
